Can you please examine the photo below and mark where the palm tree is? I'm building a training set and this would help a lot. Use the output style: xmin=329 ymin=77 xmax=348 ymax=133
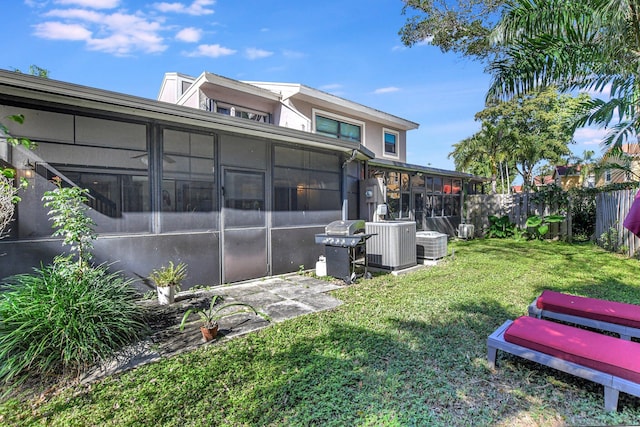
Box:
xmin=487 ymin=0 xmax=640 ymax=149
xmin=449 ymin=122 xmax=508 ymax=193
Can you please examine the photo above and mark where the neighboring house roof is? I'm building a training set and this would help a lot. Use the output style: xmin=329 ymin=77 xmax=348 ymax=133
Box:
xmin=620 ymin=143 xmax=640 ymax=156
xmin=533 ymin=175 xmax=554 ymax=186
xmin=554 ymin=164 xmax=581 ymax=178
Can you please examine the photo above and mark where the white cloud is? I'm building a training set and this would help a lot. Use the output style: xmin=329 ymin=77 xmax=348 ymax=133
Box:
xmin=187 ymin=43 xmax=236 ymax=57
xmin=574 ymin=127 xmax=607 ymax=146
xmin=153 ymin=0 xmax=215 ymax=16
xmin=45 ymin=8 xmax=103 ymax=22
xmin=374 ymin=86 xmax=400 ymax=94
xmin=54 ymin=0 xmax=120 ymax=8
xmin=175 ymin=27 xmax=202 ymax=42
xmin=35 ymin=8 xmax=167 ymax=55
xmin=33 ymin=21 xmax=92 ymax=41
xmin=245 ymin=47 xmax=273 ymax=60
xmin=586 ymin=83 xmax=612 ymax=98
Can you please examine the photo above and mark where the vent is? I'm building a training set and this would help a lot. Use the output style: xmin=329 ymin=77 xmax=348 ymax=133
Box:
xmin=458 ymin=224 xmax=475 ymax=240
xmin=416 ymin=231 xmax=448 ymax=260
xmin=365 ymin=221 xmax=416 ymax=270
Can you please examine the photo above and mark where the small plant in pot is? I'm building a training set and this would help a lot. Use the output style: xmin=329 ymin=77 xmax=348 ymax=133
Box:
xmin=179 ymin=295 xmax=268 ymax=342
xmin=149 ymin=261 xmax=187 ymax=305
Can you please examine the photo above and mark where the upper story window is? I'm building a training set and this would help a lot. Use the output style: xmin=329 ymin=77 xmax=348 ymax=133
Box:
xmin=314 ymin=111 xmax=362 ymax=142
xmin=207 ymin=100 xmax=271 ymax=123
xmin=181 ymin=80 xmax=192 ymax=95
xmin=384 ymin=129 xmax=399 ymax=157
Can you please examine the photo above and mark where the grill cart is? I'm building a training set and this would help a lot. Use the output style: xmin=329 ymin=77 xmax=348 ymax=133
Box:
xmin=315 ymin=220 xmax=375 ymax=283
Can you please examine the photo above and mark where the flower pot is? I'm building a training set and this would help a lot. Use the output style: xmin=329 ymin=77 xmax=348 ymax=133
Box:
xmin=200 ymin=324 xmax=219 ymax=341
xmin=157 ymin=285 xmax=176 ymax=305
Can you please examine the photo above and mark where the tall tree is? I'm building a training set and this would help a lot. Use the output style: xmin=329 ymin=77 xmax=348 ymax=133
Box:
xmin=488 ymin=0 xmax=640 ymax=149
xmin=399 ymin=0 xmax=505 ymax=61
xmin=449 ymin=122 xmax=507 ymax=193
xmin=468 ymin=87 xmax=589 ymax=189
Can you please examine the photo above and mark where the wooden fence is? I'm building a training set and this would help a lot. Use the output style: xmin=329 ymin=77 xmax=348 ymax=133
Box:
xmin=467 ymin=189 xmax=639 ymax=256
xmin=595 ymin=189 xmax=640 ymax=257
xmin=465 ymin=194 xmax=567 ymax=239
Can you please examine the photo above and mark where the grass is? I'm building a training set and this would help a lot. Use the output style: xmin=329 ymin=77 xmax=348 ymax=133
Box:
xmin=2 ymin=239 xmax=640 ymax=426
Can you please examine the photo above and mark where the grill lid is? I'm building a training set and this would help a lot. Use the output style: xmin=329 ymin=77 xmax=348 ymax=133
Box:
xmin=325 ymin=219 xmax=365 ymax=236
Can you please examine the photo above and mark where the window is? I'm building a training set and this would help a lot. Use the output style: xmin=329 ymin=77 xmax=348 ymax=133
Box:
xmin=385 ymin=171 xmax=410 ymax=219
xmin=207 ymin=100 xmax=271 ymax=123
xmin=10 ymin=114 xmax=150 ymax=237
xmin=273 ymin=146 xmax=341 ymax=226
xmin=181 ymin=80 xmax=192 ymax=95
xmin=384 ymin=129 xmax=399 ymax=156
xmin=162 ymin=129 xmax=217 ymax=232
xmin=315 ymin=114 xmax=362 ymax=142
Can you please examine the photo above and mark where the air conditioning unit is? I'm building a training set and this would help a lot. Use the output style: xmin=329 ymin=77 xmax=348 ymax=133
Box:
xmin=458 ymin=223 xmax=475 ymax=240
xmin=366 ymin=221 xmax=416 ymax=270
xmin=416 ymin=231 xmax=448 ymax=260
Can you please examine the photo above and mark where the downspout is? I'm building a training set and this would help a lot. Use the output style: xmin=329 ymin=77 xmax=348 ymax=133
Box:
xmin=341 ymin=149 xmax=358 ymax=220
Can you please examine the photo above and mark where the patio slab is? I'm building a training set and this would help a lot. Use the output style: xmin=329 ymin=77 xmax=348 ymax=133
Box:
xmin=80 ymin=274 xmax=344 ymax=384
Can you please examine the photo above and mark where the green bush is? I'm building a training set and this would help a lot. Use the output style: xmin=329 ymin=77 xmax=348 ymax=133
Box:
xmin=0 ymin=260 xmax=148 ymax=389
xmin=487 ymin=215 xmax=517 ymax=238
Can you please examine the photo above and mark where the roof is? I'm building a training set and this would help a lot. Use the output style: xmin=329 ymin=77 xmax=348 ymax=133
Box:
xmin=554 ymin=164 xmax=581 ymax=177
xmin=245 ymin=80 xmax=420 ymax=131
xmin=0 ymin=69 xmax=375 ymax=160
xmin=368 ymin=158 xmax=486 ymax=181
xmin=533 ymin=175 xmax=554 ymax=186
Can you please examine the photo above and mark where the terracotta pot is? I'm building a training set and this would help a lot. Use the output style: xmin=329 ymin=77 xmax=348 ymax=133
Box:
xmin=200 ymin=324 xmax=219 ymax=341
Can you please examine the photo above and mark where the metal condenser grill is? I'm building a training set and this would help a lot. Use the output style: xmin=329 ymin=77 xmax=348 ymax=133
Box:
xmin=315 ymin=220 xmax=375 ymax=283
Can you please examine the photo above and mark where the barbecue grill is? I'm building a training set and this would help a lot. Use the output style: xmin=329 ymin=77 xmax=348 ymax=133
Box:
xmin=315 ymin=220 xmax=375 ymax=283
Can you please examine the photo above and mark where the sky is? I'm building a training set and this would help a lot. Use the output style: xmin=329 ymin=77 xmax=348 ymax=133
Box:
xmin=2 ymin=0 xmax=606 ymax=173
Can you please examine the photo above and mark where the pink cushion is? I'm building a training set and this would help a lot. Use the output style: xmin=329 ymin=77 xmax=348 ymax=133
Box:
xmin=536 ymin=290 xmax=640 ymax=329
xmin=505 ymin=316 xmax=640 ymax=383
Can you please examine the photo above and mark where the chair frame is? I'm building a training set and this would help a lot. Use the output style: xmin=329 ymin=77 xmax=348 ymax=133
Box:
xmin=528 ymin=297 xmax=640 ymax=341
xmin=487 ymin=320 xmax=640 ymax=412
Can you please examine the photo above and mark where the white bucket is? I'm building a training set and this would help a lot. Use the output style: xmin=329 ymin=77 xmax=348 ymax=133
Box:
xmin=315 ymin=256 xmax=327 ymax=277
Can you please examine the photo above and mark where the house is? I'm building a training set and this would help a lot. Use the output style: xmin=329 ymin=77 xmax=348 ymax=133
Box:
xmin=158 ymin=72 xmax=480 ymax=231
xmin=552 ymin=165 xmax=586 ymax=190
xmin=595 ymin=144 xmax=640 ymax=187
xmin=0 ymin=70 xmax=482 ymax=288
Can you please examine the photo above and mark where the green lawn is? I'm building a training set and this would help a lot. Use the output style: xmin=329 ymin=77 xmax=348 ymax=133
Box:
xmin=2 ymin=239 xmax=640 ymax=426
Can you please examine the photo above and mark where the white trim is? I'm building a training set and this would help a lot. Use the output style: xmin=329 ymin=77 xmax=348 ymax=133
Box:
xmin=382 ymin=128 xmax=400 ymax=159
xmin=312 ymin=108 xmax=366 ymax=144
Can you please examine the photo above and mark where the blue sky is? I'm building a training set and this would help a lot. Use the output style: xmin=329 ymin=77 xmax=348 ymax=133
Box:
xmin=3 ymin=0 xmax=604 ymax=172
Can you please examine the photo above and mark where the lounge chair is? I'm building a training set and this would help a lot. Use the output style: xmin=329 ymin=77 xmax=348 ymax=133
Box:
xmin=528 ymin=290 xmax=640 ymax=340
xmin=487 ymin=316 xmax=640 ymax=411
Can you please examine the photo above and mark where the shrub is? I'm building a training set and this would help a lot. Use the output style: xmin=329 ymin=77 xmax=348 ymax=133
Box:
xmin=42 ymin=176 xmax=96 ymax=268
xmin=0 ymin=260 xmax=148 ymax=389
xmin=487 ymin=215 xmax=517 ymax=238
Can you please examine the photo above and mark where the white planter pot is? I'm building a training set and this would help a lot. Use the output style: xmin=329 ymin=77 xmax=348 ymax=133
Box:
xmin=157 ymin=285 xmax=176 ymax=305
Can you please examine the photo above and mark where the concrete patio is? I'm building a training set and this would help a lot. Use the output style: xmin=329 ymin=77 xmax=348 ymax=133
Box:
xmin=81 ymin=274 xmax=344 ymax=383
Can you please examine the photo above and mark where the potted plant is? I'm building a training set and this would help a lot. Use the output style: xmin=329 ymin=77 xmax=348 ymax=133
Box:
xmin=149 ymin=261 xmax=187 ymax=305
xmin=179 ymin=295 xmax=268 ymax=341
